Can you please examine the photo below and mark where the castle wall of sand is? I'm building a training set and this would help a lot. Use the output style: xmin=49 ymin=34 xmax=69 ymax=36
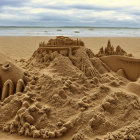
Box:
xmin=0 ymin=53 xmax=25 ymax=101
xmin=100 ymin=55 xmax=140 ymax=81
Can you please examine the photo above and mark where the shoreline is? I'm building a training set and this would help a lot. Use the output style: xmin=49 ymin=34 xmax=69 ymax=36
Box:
xmin=1 ymin=26 xmax=140 ymax=37
xmin=1 ymin=36 xmax=140 ymax=38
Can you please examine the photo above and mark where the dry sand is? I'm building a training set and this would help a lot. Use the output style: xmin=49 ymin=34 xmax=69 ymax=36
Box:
xmin=0 ymin=36 xmax=140 ymax=59
xmin=0 ymin=36 xmax=140 ymax=140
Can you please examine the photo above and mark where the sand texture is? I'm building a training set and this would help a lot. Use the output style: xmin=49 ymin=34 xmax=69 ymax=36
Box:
xmin=100 ymin=55 xmax=140 ymax=81
xmin=0 ymin=36 xmax=140 ymax=140
xmin=0 ymin=36 xmax=140 ymax=59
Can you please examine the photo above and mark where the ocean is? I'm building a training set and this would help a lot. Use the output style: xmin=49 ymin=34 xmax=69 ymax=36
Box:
xmin=0 ymin=26 xmax=140 ymax=37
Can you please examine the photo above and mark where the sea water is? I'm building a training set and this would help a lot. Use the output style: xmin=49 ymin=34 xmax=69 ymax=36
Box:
xmin=0 ymin=26 xmax=140 ymax=37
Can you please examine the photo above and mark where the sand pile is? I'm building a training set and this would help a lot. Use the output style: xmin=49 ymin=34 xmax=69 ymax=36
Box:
xmin=0 ymin=36 xmax=140 ymax=140
xmin=126 ymin=78 xmax=140 ymax=97
xmin=48 ymin=54 xmax=83 ymax=77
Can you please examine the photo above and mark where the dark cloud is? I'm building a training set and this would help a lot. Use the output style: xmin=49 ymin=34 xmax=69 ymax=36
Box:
xmin=68 ymin=4 xmax=119 ymax=11
xmin=40 ymin=15 xmax=71 ymax=22
xmin=130 ymin=11 xmax=140 ymax=16
xmin=0 ymin=0 xmax=28 ymax=7
xmin=0 ymin=0 xmax=139 ymax=27
xmin=0 ymin=17 xmax=139 ymax=27
xmin=30 ymin=4 xmax=121 ymax=11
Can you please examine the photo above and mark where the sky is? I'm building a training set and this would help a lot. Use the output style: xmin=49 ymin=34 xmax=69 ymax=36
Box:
xmin=0 ymin=0 xmax=140 ymax=27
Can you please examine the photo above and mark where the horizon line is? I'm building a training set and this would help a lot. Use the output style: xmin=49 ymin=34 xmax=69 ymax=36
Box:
xmin=0 ymin=25 xmax=140 ymax=29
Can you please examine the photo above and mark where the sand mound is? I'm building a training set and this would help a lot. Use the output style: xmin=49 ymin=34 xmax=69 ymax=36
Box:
xmin=0 ymin=36 xmax=140 ymax=140
xmin=48 ymin=54 xmax=83 ymax=77
xmin=116 ymin=68 xmax=126 ymax=78
xmin=126 ymin=78 xmax=140 ymax=96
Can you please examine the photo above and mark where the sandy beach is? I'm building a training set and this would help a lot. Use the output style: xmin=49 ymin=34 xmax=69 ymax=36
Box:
xmin=0 ymin=36 xmax=140 ymax=140
xmin=0 ymin=36 xmax=140 ymax=59
xmin=1 ymin=0 xmax=140 ymax=139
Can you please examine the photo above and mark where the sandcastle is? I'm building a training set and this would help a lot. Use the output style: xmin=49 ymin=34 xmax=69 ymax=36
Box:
xmin=40 ymin=36 xmax=84 ymax=47
xmin=94 ymin=40 xmax=140 ymax=81
xmin=34 ymin=36 xmax=84 ymax=60
xmin=0 ymin=37 xmax=140 ymax=140
xmin=30 ymin=36 xmax=105 ymax=78
xmin=0 ymin=54 xmax=26 ymax=101
xmin=30 ymin=36 xmax=140 ymax=81
xmin=100 ymin=55 xmax=140 ymax=81
xmin=97 ymin=40 xmax=132 ymax=57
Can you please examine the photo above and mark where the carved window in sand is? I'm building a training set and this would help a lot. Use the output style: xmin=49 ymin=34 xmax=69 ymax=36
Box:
xmin=1 ymin=79 xmax=25 ymax=101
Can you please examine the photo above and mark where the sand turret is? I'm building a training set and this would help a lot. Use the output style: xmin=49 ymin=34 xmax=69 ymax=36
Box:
xmin=97 ymin=40 xmax=131 ymax=57
xmin=107 ymin=40 xmax=111 ymax=47
xmin=116 ymin=45 xmax=126 ymax=55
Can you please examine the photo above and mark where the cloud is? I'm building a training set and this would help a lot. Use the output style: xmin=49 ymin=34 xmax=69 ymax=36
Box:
xmin=0 ymin=0 xmax=28 ymax=6
xmin=0 ymin=0 xmax=140 ymax=27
